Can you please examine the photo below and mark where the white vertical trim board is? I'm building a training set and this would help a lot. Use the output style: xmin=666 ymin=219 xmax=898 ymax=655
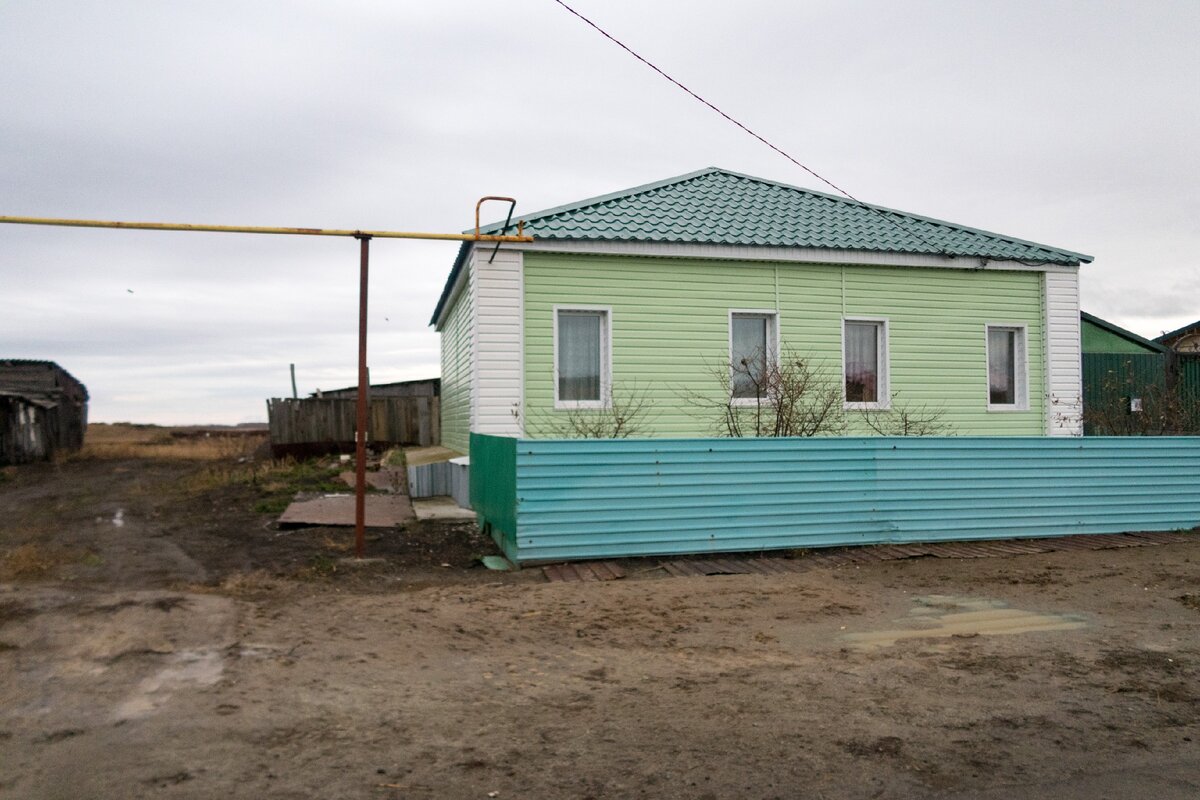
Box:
xmin=471 ymin=247 xmax=524 ymax=436
xmin=468 ymin=249 xmax=479 ymax=435
xmin=1043 ymin=270 xmax=1083 ymax=436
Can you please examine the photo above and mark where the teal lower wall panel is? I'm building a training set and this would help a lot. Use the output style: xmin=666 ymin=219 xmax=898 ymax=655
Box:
xmin=506 ymin=436 xmax=1200 ymax=563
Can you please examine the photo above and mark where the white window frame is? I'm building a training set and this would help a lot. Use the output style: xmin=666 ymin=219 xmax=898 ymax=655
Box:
xmin=553 ymin=305 xmax=612 ymax=410
xmin=728 ymin=309 xmax=780 ymax=406
xmin=842 ymin=317 xmax=890 ymax=411
xmin=985 ymin=323 xmax=1029 ymax=411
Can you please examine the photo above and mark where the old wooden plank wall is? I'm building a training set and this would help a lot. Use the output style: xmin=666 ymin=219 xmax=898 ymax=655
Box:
xmin=267 ymin=396 xmax=440 ymax=456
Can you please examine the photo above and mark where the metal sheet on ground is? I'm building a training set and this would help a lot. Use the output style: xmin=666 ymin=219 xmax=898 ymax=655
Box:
xmin=278 ymin=494 xmax=414 ymax=527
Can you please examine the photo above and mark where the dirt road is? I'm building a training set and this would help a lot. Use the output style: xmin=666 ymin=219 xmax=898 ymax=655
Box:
xmin=2 ymin=448 xmax=1198 ymax=799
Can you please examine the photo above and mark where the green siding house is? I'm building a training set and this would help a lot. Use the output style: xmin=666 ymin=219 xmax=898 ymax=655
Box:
xmin=431 ymin=168 xmax=1092 ymax=452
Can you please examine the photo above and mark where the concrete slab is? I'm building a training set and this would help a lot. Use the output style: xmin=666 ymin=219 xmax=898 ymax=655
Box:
xmin=278 ymin=493 xmax=414 ymax=528
xmin=403 ymin=446 xmax=462 ymax=467
xmin=412 ymin=496 xmax=476 ymax=522
xmin=337 ymin=467 xmax=406 ymax=493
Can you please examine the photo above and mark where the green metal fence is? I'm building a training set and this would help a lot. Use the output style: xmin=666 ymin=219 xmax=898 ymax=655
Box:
xmin=473 ymin=434 xmax=1200 ymax=564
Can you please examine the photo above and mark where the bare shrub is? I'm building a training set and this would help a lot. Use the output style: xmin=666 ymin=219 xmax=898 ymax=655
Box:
xmin=1085 ymin=366 xmax=1200 ymax=435
xmin=858 ymin=392 xmax=955 ymax=436
xmin=522 ymin=384 xmax=655 ymax=439
xmin=684 ymin=347 xmax=846 ymax=437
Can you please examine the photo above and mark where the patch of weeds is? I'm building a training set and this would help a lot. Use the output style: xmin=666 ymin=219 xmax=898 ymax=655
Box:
xmin=382 ymin=448 xmax=407 ymax=468
xmin=307 ymin=553 xmax=338 ymax=578
xmin=253 ymin=496 xmax=293 ymax=515
xmin=321 ymin=534 xmax=353 ymax=553
xmin=248 ymin=459 xmax=348 ymax=515
xmin=1 ymin=543 xmax=76 ymax=580
xmin=180 ymin=456 xmax=347 ymax=516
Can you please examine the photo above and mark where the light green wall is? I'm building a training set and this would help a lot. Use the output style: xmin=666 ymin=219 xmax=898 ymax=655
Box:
xmin=522 ymin=253 xmax=1046 ymax=436
xmin=1081 ymin=318 xmax=1159 ymax=354
xmin=438 ymin=270 xmax=473 ymax=454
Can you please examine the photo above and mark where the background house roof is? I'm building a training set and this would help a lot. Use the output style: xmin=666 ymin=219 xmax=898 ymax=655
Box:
xmin=433 ymin=167 xmax=1093 ymax=325
xmin=1080 ymin=311 xmax=1168 ymax=354
xmin=1154 ymin=319 xmax=1200 ymax=346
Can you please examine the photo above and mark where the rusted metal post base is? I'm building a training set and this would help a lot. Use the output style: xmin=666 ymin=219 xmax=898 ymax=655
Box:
xmin=354 ymin=234 xmax=372 ymax=559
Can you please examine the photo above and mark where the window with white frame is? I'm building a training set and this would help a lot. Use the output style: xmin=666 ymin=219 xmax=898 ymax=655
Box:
xmin=843 ymin=319 xmax=888 ymax=407
xmin=986 ymin=325 xmax=1027 ymax=409
xmin=555 ymin=307 xmax=609 ymax=407
xmin=730 ymin=312 xmax=776 ymax=400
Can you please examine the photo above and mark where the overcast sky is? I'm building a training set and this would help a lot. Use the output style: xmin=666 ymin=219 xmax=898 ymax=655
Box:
xmin=3 ymin=1 xmax=1197 ymax=424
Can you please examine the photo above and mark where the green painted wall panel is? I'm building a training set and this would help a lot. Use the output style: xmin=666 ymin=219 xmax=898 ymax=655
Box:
xmin=1082 ymin=318 xmax=1158 ymax=354
xmin=470 ymin=433 xmax=518 ymax=559
xmin=439 ymin=268 xmax=473 ymax=454
xmin=523 ymin=253 xmax=1045 ymax=437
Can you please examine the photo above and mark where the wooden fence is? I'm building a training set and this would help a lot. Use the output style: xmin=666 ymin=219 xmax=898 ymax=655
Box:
xmin=267 ymin=396 xmax=439 ymax=457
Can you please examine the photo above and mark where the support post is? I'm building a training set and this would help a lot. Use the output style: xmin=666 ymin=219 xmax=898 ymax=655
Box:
xmin=354 ymin=235 xmax=372 ymax=558
xmin=290 ymin=363 xmax=298 ymax=399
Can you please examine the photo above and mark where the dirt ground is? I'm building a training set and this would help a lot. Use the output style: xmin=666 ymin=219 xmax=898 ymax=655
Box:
xmin=1 ymin=433 xmax=1199 ymax=799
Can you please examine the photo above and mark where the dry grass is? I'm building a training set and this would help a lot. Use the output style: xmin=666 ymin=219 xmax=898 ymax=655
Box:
xmin=77 ymin=423 xmax=265 ymax=462
xmin=0 ymin=543 xmax=78 ymax=580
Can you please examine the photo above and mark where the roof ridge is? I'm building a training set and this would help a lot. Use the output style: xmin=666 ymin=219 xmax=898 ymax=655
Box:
xmin=475 ymin=167 xmax=1091 ymax=263
xmin=470 ymin=167 xmax=722 ymax=235
xmin=703 ymin=168 xmax=1092 ymax=262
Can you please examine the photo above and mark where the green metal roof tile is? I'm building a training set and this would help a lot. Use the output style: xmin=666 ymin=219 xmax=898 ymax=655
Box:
xmin=477 ymin=167 xmax=1090 ymax=264
xmin=433 ymin=167 xmax=1092 ymax=325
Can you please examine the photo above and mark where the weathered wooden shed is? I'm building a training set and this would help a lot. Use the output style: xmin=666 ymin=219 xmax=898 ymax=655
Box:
xmin=312 ymin=378 xmax=440 ymax=399
xmin=0 ymin=360 xmax=88 ymax=465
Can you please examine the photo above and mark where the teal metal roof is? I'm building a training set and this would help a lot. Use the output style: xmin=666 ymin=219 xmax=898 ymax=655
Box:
xmin=479 ymin=167 xmax=1092 ymax=264
xmin=433 ymin=167 xmax=1092 ymax=325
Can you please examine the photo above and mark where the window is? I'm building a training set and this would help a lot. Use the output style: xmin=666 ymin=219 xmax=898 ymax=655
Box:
xmin=986 ymin=325 xmax=1027 ymax=409
xmin=730 ymin=312 xmax=776 ymax=400
xmin=843 ymin=319 xmax=888 ymax=408
xmin=555 ymin=307 xmax=609 ymax=407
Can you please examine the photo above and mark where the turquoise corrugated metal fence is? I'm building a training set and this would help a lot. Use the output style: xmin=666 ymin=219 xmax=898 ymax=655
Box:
xmin=471 ymin=435 xmax=1200 ymax=563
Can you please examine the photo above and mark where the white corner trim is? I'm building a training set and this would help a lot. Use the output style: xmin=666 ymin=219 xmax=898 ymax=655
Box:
xmin=472 ymin=247 xmax=524 ymax=436
xmin=1043 ymin=271 xmax=1083 ymax=435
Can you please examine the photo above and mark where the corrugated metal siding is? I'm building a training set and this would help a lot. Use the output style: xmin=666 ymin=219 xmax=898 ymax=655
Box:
xmin=1081 ymin=353 xmax=1168 ymax=435
xmin=407 ymin=460 xmax=470 ymax=507
xmin=438 ymin=262 xmax=474 ymax=454
xmin=522 ymin=253 xmax=1046 ymax=437
xmin=470 ymin=433 xmax=518 ymax=557
xmin=1180 ymin=355 xmax=1200 ymax=403
xmin=493 ymin=435 xmax=1200 ymax=563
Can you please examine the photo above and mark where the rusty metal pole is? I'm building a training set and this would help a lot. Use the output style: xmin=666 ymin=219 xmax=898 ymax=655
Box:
xmin=354 ymin=234 xmax=371 ymax=559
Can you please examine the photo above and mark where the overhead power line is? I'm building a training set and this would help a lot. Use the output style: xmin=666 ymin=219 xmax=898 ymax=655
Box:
xmin=550 ymin=0 xmax=949 ymax=256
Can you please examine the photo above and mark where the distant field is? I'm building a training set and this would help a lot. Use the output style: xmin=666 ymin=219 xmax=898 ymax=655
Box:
xmin=82 ymin=423 xmax=266 ymax=460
